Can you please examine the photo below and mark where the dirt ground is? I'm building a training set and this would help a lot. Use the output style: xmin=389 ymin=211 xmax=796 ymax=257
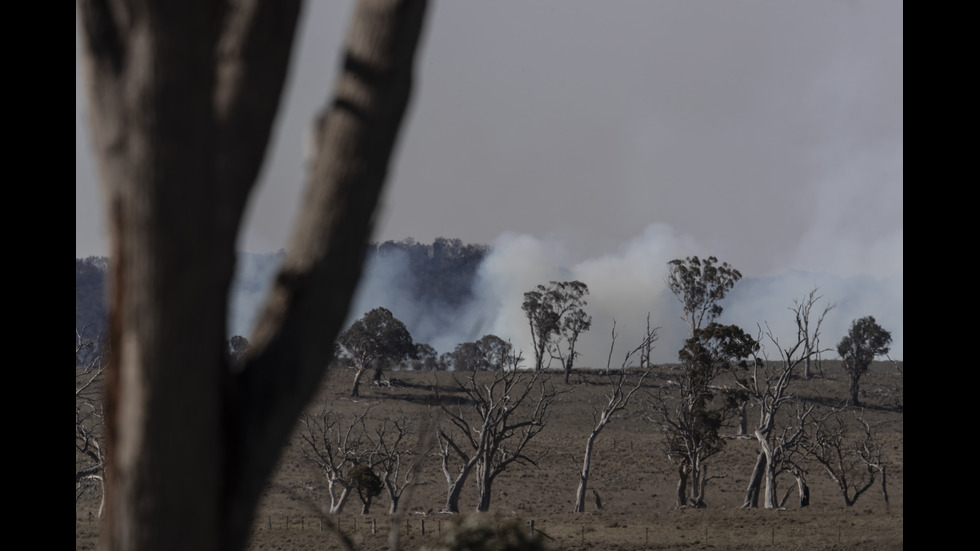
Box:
xmin=76 ymin=361 xmax=902 ymax=550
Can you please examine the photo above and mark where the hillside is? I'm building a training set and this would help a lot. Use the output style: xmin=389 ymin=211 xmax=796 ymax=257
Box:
xmin=77 ymin=361 xmax=903 ymax=550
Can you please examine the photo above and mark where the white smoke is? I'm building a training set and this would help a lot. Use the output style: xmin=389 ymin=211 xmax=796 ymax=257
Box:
xmin=230 ymin=223 xmax=903 ymax=366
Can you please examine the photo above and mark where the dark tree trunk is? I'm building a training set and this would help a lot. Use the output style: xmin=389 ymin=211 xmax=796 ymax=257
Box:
xmin=849 ymin=373 xmax=861 ymax=406
xmin=675 ymin=463 xmax=690 ymax=508
xmin=742 ymin=452 xmax=766 ymax=508
xmin=79 ymin=1 xmax=430 ymax=549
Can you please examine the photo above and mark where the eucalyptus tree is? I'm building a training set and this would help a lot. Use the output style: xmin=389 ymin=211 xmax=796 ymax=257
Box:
xmin=78 ymin=1 xmax=429 ymax=548
xmin=450 ymin=334 xmax=514 ymax=371
xmin=435 ymin=362 xmax=559 ymax=513
xmin=522 ymin=280 xmax=591 ymax=381
xmin=337 ymin=307 xmax=417 ymax=397
xmin=736 ymin=289 xmax=835 ymax=508
xmin=837 ymin=316 xmax=892 ymax=406
xmin=650 ymin=323 xmax=757 ymax=508
xmin=805 ymin=408 xmax=886 ymax=506
xmin=666 ymin=256 xmax=742 ymax=335
xmin=574 ymin=320 xmax=655 ymax=512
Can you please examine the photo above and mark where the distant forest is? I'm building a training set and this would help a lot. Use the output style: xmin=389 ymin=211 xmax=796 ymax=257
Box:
xmin=75 ymin=238 xmax=490 ymax=340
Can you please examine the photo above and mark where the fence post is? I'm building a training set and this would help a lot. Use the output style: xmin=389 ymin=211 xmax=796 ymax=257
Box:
xmin=529 ymin=520 xmax=534 ymax=537
xmin=421 ymin=519 xmax=425 ymax=536
xmin=372 ymin=518 xmax=377 ymax=535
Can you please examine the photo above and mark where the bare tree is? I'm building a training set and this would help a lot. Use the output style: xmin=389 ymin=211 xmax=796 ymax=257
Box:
xmin=573 ymin=320 xmax=655 ymax=512
xmin=76 ymin=330 xmax=108 ymax=518
xmin=78 ymin=1 xmax=429 ymax=548
xmin=298 ymin=406 xmax=376 ymax=514
xmin=365 ymin=415 xmax=429 ymax=514
xmin=804 ymin=407 xmax=885 ymax=507
xmin=737 ymin=289 xmax=834 ymax=508
xmin=436 ymin=363 xmax=559 ymax=513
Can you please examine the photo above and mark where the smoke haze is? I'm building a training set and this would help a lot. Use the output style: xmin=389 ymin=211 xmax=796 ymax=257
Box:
xmin=229 ymin=225 xmax=903 ymax=368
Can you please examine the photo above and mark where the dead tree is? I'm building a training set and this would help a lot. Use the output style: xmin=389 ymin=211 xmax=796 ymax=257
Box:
xmin=364 ymin=415 xmax=430 ymax=514
xmin=298 ymin=406 xmax=376 ymax=514
xmin=436 ymin=362 xmax=559 ymax=513
xmin=79 ymin=1 xmax=429 ymax=548
xmin=736 ymin=289 xmax=833 ymax=508
xmin=574 ymin=320 xmax=655 ymax=512
xmin=76 ymin=330 xmax=108 ymax=518
xmin=804 ymin=407 xmax=885 ymax=507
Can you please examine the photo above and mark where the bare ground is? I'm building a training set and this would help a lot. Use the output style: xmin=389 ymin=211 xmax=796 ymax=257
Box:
xmin=76 ymin=361 xmax=902 ymax=550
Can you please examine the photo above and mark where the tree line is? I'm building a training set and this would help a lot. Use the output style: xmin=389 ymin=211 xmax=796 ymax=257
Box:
xmin=76 ymin=2 xmax=893 ymax=548
xmin=80 ymin=253 xmax=895 ymax=525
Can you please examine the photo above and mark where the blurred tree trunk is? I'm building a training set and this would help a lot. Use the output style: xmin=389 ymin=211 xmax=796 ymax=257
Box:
xmin=78 ymin=1 xmax=429 ymax=550
xmin=742 ymin=452 xmax=765 ymax=508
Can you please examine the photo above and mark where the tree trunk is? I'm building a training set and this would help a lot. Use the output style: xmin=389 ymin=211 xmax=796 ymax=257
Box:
xmin=442 ymin=457 xmax=477 ymax=514
xmin=79 ymin=1 xmax=430 ymax=549
xmin=736 ymin=403 xmax=747 ymax=436
xmin=742 ymin=452 xmax=766 ymax=508
xmin=574 ymin=433 xmax=597 ymax=512
xmin=688 ymin=456 xmax=708 ymax=508
xmin=849 ymin=370 xmax=862 ymax=406
xmin=879 ymin=465 xmax=889 ymax=506
xmin=475 ymin=462 xmax=495 ymax=512
xmin=328 ymin=484 xmax=351 ymax=515
xmin=675 ymin=463 xmax=690 ymax=508
xmin=796 ymin=473 xmax=809 ymax=508
xmin=763 ymin=455 xmax=778 ymax=509
xmin=476 ymin=478 xmax=493 ymax=513
xmin=444 ymin=480 xmax=464 ymax=514
xmin=351 ymin=366 xmax=367 ymax=397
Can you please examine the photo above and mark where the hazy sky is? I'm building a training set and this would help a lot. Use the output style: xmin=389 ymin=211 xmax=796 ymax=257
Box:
xmin=77 ymin=2 xmax=902 ymax=360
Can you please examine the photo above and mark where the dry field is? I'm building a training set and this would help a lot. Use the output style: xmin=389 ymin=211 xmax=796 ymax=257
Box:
xmin=76 ymin=361 xmax=902 ymax=550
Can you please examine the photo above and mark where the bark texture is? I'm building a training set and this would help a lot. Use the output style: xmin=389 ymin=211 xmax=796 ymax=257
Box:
xmin=78 ymin=1 xmax=429 ymax=549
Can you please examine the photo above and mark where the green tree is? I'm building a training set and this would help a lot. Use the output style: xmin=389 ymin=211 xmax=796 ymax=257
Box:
xmin=666 ymin=256 xmax=742 ymax=335
xmin=837 ymin=316 xmax=892 ymax=406
xmin=652 ymin=322 xmax=757 ymax=507
xmin=338 ymin=307 xmax=417 ymax=397
xmin=450 ymin=334 xmax=514 ymax=371
xmin=521 ymin=280 xmax=591 ymax=380
xmin=346 ymin=464 xmax=383 ymax=514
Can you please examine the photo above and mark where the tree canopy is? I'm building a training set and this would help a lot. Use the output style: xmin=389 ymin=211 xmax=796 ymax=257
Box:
xmin=338 ymin=307 xmax=416 ymax=396
xmin=666 ymin=256 xmax=742 ymax=334
xmin=521 ymin=280 xmax=591 ymax=375
xmin=837 ymin=316 xmax=892 ymax=405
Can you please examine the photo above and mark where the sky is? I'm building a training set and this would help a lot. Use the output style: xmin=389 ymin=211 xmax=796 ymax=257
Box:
xmin=77 ymin=1 xmax=903 ymax=363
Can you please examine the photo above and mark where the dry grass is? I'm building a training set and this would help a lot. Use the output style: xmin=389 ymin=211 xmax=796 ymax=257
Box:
xmin=76 ymin=361 xmax=902 ymax=550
